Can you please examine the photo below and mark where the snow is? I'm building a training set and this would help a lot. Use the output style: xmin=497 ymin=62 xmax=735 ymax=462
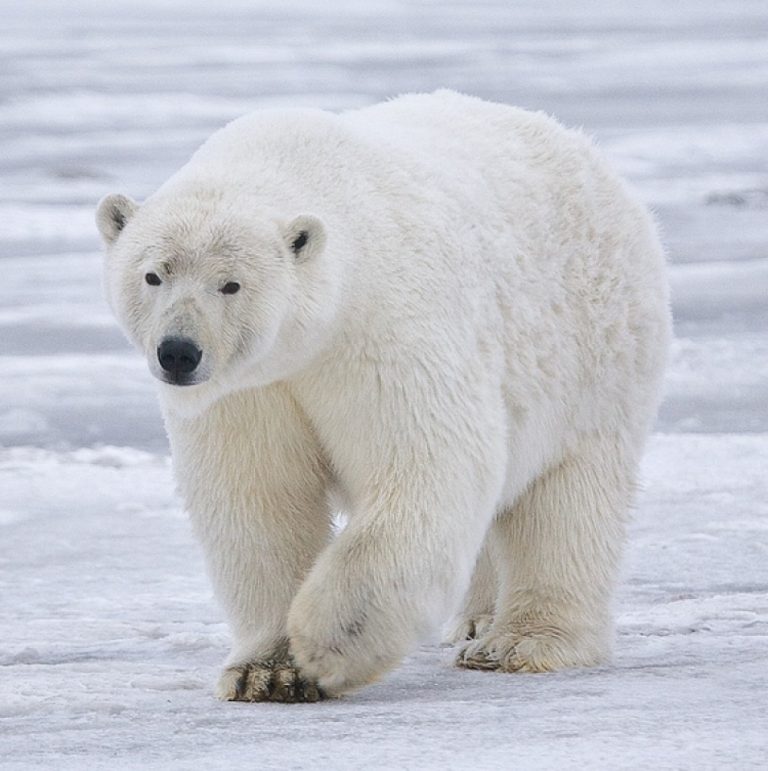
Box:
xmin=2 ymin=438 xmax=767 ymax=769
xmin=1 ymin=0 xmax=766 ymax=768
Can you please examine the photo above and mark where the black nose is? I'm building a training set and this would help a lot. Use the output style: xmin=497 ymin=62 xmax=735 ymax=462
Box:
xmin=157 ymin=337 xmax=202 ymax=380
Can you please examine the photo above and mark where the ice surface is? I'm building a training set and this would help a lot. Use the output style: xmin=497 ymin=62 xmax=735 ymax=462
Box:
xmin=2 ymin=437 xmax=766 ymax=769
xmin=1 ymin=1 xmax=766 ymax=768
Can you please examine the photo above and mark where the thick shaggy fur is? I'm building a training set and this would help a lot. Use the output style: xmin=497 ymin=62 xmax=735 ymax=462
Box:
xmin=97 ymin=90 xmax=671 ymax=701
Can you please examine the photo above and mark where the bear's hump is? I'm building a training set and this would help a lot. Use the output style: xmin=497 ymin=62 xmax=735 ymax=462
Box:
xmin=193 ymin=107 xmax=347 ymax=161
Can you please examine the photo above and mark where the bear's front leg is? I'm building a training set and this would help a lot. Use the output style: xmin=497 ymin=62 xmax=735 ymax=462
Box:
xmin=164 ymin=386 xmax=332 ymax=702
xmin=287 ymin=378 xmax=506 ymax=696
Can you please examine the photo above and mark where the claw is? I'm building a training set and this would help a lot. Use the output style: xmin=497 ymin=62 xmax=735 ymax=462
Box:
xmin=218 ymin=659 xmax=326 ymax=703
xmin=458 ymin=646 xmax=500 ymax=671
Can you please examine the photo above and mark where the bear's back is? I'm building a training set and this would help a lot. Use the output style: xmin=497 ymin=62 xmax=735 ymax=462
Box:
xmin=178 ymin=91 xmax=592 ymax=197
xmin=342 ymin=90 xmax=597 ymax=187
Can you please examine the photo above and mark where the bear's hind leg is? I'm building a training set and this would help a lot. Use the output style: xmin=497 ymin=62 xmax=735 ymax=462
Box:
xmin=458 ymin=434 xmax=635 ymax=673
xmin=444 ymin=540 xmax=497 ymax=645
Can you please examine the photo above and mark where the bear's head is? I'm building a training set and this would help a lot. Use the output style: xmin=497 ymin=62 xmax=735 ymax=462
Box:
xmin=96 ymin=189 xmax=339 ymax=411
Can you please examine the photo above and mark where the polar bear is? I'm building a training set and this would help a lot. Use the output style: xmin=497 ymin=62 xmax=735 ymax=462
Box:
xmin=97 ymin=90 xmax=670 ymax=702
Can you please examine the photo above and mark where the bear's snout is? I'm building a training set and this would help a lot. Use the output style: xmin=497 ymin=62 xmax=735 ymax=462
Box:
xmin=157 ymin=337 xmax=203 ymax=385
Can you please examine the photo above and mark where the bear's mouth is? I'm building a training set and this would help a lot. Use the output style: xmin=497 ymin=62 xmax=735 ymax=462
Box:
xmin=150 ymin=365 xmax=209 ymax=388
xmin=160 ymin=373 xmax=199 ymax=387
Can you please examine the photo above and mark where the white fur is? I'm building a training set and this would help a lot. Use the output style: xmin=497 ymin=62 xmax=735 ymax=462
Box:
xmin=97 ymin=90 xmax=671 ymax=700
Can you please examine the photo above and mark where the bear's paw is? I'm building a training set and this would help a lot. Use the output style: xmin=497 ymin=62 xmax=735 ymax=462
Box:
xmin=456 ymin=625 xmax=607 ymax=673
xmin=216 ymin=658 xmax=326 ymax=703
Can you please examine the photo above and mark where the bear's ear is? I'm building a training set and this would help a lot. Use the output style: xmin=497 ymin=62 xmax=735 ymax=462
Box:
xmin=96 ymin=193 xmax=139 ymax=245
xmin=281 ymin=214 xmax=326 ymax=263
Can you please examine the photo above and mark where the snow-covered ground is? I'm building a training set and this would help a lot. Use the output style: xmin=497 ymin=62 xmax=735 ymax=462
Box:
xmin=1 ymin=1 xmax=766 ymax=768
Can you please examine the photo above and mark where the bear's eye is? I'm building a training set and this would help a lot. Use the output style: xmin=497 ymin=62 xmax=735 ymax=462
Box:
xmin=145 ymin=272 xmax=162 ymax=286
xmin=291 ymin=231 xmax=309 ymax=253
xmin=220 ymin=281 xmax=241 ymax=295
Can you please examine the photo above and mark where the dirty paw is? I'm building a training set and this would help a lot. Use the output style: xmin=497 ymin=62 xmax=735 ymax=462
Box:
xmin=216 ymin=659 xmax=326 ymax=703
xmin=455 ymin=637 xmax=504 ymax=670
